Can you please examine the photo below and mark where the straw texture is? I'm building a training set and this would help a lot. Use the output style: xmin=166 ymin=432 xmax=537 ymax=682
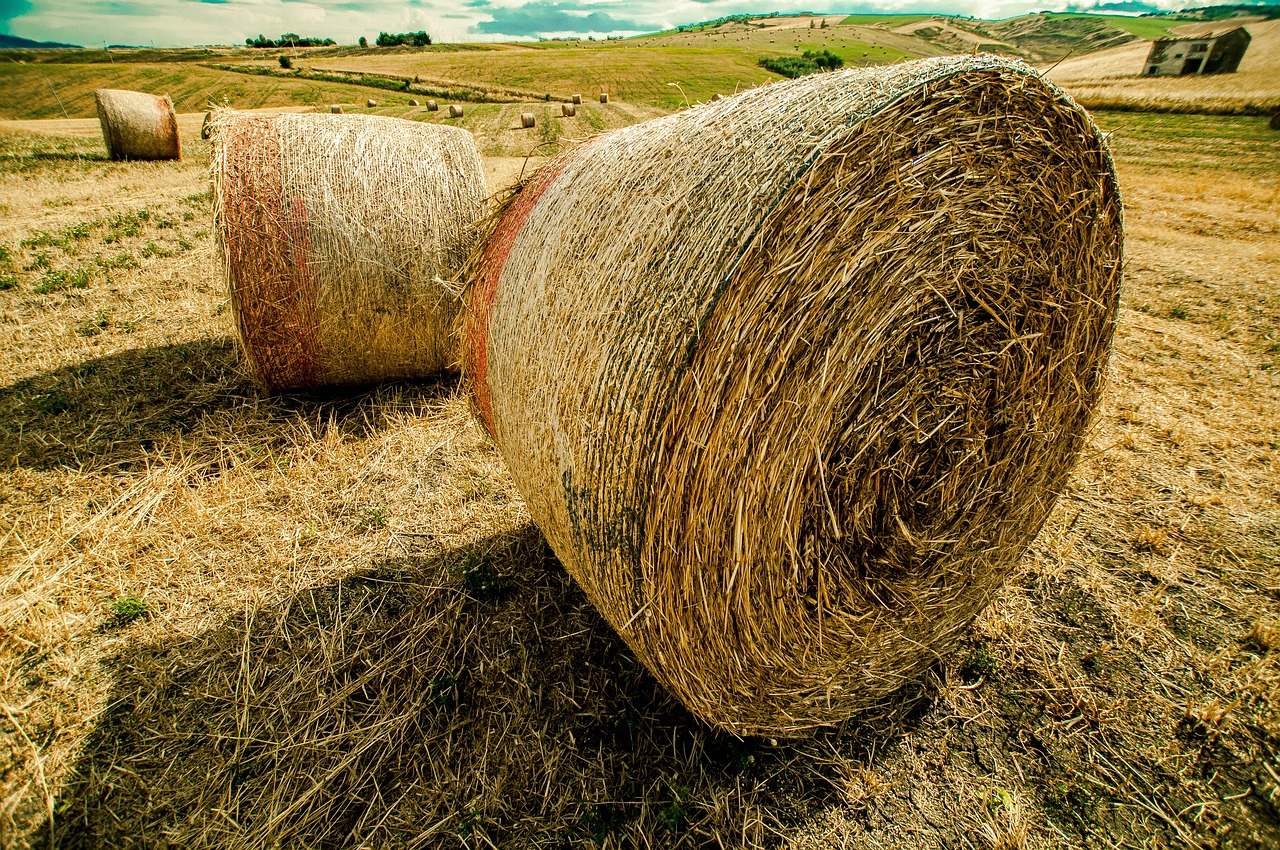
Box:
xmin=94 ymin=89 xmax=180 ymax=161
xmin=465 ymin=56 xmax=1124 ymax=735
xmin=212 ymin=111 xmax=485 ymax=393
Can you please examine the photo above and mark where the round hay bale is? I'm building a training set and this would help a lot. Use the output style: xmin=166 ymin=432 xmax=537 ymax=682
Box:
xmin=427 ymin=100 xmax=439 ymax=111
xmin=521 ymin=112 xmax=536 ymax=129
xmin=200 ymin=110 xmax=213 ymax=140
xmin=330 ymin=105 xmax=343 ymax=114
xmin=409 ymin=98 xmax=420 ymax=106
xmin=710 ymin=93 xmax=723 ymax=101
xmin=448 ymin=104 xmax=464 ymax=118
xmin=561 ymin=103 xmax=576 ymax=117
xmin=464 ymin=56 xmax=1123 ymax=735
xmin=94 ymin=89 xmax=180 ymax=161
xmin=572 ymin=94 xmax=582 ymax=104
xmin=212 ymin=111 xmax=486 ymax=393
xmin=599 ymin=93 xmax=609 ymax=103
xmin=366 ymin=98 xmax=378 ymax=108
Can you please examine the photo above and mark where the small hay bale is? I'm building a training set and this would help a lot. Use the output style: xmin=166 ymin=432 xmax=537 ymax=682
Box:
xmin=409 ymin=98 xmax=420 ymax=106
xmin=561 ymin=103 xmax=576 ymax=117
xmin=600 ymin=93 xmax=609 ymax=103
xmin=572 ymin=94 xmax=582 ymax=104
xmin=427 ymin=99 xmax=439 ymax=111
xmin=330 ymin=104 xmax=343 ymax=114
xmin=366 ymin=98 xmax=378 ymax=108
xmin=521 ymin=112 xmax=536 ymax=129
xmin=200 ymin=110 xmax=213 ymax=140
xmin=464 ymin=56 xmax=1124 ymax=735
xmin=212 ymin=111 xmax=485 ymax=393
xmin=94 ymin=88 xmax=180 ymax=161
xmin=710 ymin=93 xmax=723 ymax=101
xmin=448 ymin=104 xmax=464 ymax=118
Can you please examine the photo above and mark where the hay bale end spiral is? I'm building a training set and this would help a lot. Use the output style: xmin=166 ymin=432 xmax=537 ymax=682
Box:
xmin=465 ymin=56 xmax=1124 ymax=736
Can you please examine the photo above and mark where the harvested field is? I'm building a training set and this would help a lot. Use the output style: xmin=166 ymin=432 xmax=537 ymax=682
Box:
xmin=0 ymin=99 xmax=1277 ymax=850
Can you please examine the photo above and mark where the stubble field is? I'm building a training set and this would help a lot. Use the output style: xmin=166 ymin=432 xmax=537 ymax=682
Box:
xmin=0 ymin=81 xmax=1278 ymax=849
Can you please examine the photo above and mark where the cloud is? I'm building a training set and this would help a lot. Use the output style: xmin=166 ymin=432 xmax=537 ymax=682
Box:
xmin=474 ymin=3 xmax=645 ymax=37
xmin=0 ymin=0 xmax=33 ymax=34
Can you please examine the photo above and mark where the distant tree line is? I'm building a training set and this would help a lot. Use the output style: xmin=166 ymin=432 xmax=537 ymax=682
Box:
xmin=375 ymin=31 xmax=432 ymax=47
xmin=246 ymin=33 xmax=335 ymax=48
xmin=758 ymin=49 xmax=844 ymax=78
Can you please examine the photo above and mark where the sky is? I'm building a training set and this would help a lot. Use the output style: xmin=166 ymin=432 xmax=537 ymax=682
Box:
xmin=0 ymin=0 xmax=1217 ymax=48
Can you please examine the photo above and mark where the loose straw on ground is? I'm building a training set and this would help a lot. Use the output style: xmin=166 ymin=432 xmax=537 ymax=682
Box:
xmin=465 ymin=56 xmax=1124 ymax=736
xmin=94 ymin=89 xmax=180 ymax=161
xmin=211 ymin=111 xmax=486 ymax=393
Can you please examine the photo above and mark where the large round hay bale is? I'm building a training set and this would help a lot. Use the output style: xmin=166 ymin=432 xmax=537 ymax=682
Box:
xmin=94 ymin=89 xmax=180 ymax=161
xmin=571 ymin=94 xmax=582 ymax=105
xmin=366 ymin=98 xmax=378 ymax=108
xmin=599 ymin=93 xmax=609 ymax=104
xmin=521 ymin=112 xmax=536 ymax=129
xmin=330 ymin=105 xmax=343 ymax=114
xmin=464 ymin=56 xmax=1123 ymax=735
xmin=561 ymin=103 xmax=576 ymax=117
xmin=409 ymin=98 xmax=420 ymax=106
xmin=448 ymin=104 xmax=464 ymax=118
xmin=427 ymin=100 xmax=439 ymax=111
xmin=212 ymin=111 xmax=486 ymax=393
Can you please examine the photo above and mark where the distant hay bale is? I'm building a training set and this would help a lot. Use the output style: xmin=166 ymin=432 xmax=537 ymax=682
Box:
xmin=449 ymin=104 xmax=464 ymax=118
xmin=94 ymin=89 xmax=180 ymax=161
xmin=464 ymin=56 xmax=1124 ymax=735
xmin=427 ymin=100 xmax=439 ymax=111
xmin=521 ymin=112 xmax=536 ymax=129
xmin=212 ymin=111 xmax=486 ymax=393
xmin=600 ymin=93 xmax=609 ymax=103
xmin=710 ymin=93 xmax=723 ymax=101
xmin=330 ymin=105 xmax=343 ymax=114
xmin=366 ymin=99 xmax=378 ymax=108
xmin=561 ymin=103 xmax=576 ymax=117
xmin=571 ymin=94 xmax=582 ymax=104
xmin=200 ymin=111 xmax=213 ymax=140
xmin=409 ymin=98 xmax=420 ymax=106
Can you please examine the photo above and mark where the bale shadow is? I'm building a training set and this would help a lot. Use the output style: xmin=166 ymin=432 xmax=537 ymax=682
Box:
xmin=49 ymin=524 xmax=938 ymax=849
xmin=0 ymin=337 xmax=457 ymax=471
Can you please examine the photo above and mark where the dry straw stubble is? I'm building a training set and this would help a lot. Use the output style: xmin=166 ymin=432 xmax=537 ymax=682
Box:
xmin=94 ymin=88 xmax=180 ymax=161
xmin=466 ymin=56 xmax=1124 ymax=736
xmin=212 ymin=111 xmax=486 ymax=393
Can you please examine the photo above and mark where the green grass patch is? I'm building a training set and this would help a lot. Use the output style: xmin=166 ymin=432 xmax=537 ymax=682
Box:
xmin=840 ymin=14 xmax=929 ymax=27
xmin=108 ymin=595 xmax=149 ymax=626
xmin=34 ymin=267 xmax=92 ymax=294
xmin=1038 ymin=12 xmax=1194 ymax=41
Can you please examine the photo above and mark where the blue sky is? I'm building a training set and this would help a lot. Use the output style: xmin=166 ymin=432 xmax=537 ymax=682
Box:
xmin=2 ymin=0 xmax=1198 ymax=47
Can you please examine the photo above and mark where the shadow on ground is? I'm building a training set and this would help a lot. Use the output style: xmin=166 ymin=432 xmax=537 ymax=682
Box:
xmin=48 ymin=524 xmax=938 ymax=848
xmin=0 ymin=337 xmax=456 ymax=471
